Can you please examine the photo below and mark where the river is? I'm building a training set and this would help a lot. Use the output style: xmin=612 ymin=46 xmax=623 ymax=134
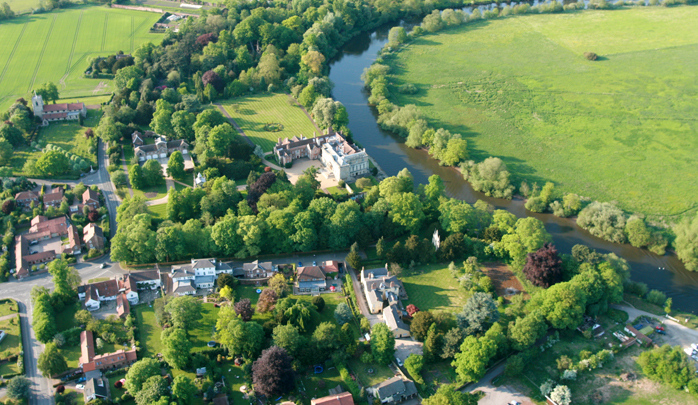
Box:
xmin=328 ymin=22 xmax=698 ymax=312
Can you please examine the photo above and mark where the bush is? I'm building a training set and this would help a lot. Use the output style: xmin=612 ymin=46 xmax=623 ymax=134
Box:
xmin=397 ymin=84 xmax=418 ymax=94
xmin=360 ymin=352 xmax=373 ymax=364
xmin=626 ymin=281 xmax=649 ymax=297
xmin=647 ymin=289 xmax=667 ymax=306
xmin=584 ymin=52 xmax=598 ymax=60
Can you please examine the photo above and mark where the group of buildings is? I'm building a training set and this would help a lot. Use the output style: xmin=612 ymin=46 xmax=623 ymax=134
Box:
xmin=361 ymin=266 xmax=410 ymax=339
xmin=132 ymin=130 xmax=190 ymax=162
xmin=274 ymin=132 xmax=370 ymax=182
xmin=304 ymin=375 xmax=418 ymax=405
xmin=15 ymin=187 xmax=100 ymax=213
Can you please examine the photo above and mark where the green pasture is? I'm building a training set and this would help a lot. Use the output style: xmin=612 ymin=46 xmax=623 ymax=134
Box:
xmin=0 ymin=6 xmax=160 ymax=111
xmin=401 ymin=264 xmax=466 ymax=313
xmin=220 ymin=93 xmax=320 ymax=152
xmin=391 ymin=7 xmax=698 ymax=217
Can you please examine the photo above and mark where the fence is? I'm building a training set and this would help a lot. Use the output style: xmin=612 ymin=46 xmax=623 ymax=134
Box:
xmin=110 ymin=4 xmax=164 ymax=13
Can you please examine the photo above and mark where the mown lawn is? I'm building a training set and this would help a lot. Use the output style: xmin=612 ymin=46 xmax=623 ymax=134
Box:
xmin=390 ymin=7 xmax=698 ymax=218
xmin=147 ymin=203 xmax=167 ymax=219
xmin=0 ymin=7 xmax=161 ymax=111
xmin=0 ymin=316 xmax=21 ymax=360
xmin=401 ymin=264 xmax=466 ymax=313
xmin=220 ymin=93 xmax=319 ymax=152
xmin=190 ymin=303 xmax=219 ymax=352
xmin=347 ymin=357 xmax=395 ymax=387
xmin=133 ymin=304 xmax=164 ymax=358
xmin=0 ymin=299 xmax=17 ymax=317
xmin=132 ymin=182 xmax=168 ymax=201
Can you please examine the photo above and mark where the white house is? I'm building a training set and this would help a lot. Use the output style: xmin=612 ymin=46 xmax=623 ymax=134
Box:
xmin=320 ymin=134 xmax=370 ymax=182
xmin=79 ymin=280 xmax=120 ymax=311
xmin=170 ymin=258 xmax=230 ymax=290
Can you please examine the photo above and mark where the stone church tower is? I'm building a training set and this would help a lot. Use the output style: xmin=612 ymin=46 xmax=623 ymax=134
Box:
xmin=31 ymin=92 xmax=45 ymax=119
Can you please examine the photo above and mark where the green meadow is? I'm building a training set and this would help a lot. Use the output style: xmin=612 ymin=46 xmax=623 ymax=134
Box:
xmin=220 ymin=93 xmax=321 ymax=152
xmin=390 ymin=7 xmax=698 ymax=217
xmin=0 ymin=6 xmax=160 ymax=110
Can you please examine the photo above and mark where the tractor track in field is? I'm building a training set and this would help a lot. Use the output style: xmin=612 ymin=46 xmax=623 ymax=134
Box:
xmin=28 ymin=14 xmax=57 ymax=92
xmin=0 ymin=22 xmax=27 ymax=86
xmin=131 ymin=17 xmax=134 ymax=52
xmin=66 ymin=10 xmax=83 ymax=75
xmin=101 ymin=14 xmax=109 ymax=52
xmin=130 ymin=16 xmax=151 ymax=53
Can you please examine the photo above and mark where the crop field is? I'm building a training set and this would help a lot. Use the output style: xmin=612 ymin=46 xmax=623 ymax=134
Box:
xmin=0 ymin=6 xmax=160 ymax=111
xmin=220 ymin=93 xmax=321 ymax=152
xmin=390 ymin=7 xmax=698 ymax=217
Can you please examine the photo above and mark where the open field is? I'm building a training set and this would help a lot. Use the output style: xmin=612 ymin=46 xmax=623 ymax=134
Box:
xmin=391 ymin=7 xmax=698 ymax=217
xmin=0 ymin=6 xmax=161 ymax=111
xmin=401 ymin=264 xmax=466 ymax=313
xmin=220 ymin=93 xmax=320 ymax=152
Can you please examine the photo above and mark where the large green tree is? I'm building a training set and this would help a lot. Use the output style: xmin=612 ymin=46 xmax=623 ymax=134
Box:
xmin=37 ymin=342 xmax=67 ymax=377
xmin=452 ymin=336 xmax=496 ymax=383
xmin=167 ymin=151 xmax=185 ymax=180
xmin=125 ymin=358 xmax=161 ymax=393
xmin=161 ymin=327 xmax=192 ymax=369
xmin=674 ymin=212 xmax=698 ymax=271
xmin=36 ymin=150 xmax=70 ymax=176
xmin=371 ymin=323 xmax=395 ymax=365
xmin=35 ymin=81 xmax=59 ymax=103
xmin=135 ymin=375 xmax=169 ymax=405
xmin=207 ymin=124 xmax=235 ymax=156
xmin=171 ymin=375 xmax=197 ymax=405
xmin=165 ymin=296 xmax=202 ymax=332
xmin=143 ymin=159 xmax=164 ymax=186
xmin=129 ymin=164 xmax=146 ymax=190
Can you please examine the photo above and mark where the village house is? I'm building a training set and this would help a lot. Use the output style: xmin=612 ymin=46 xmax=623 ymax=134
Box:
xmin=78 ymin=279 xmax=120 ymax=311
xmin=83 ymin=223 xmax=105 ymax=251
xmin=84 ymin=377 xmax=109 ymax=403
xmin=123 ymin=270 xmax=161 ymax=291
xmin=14 ymin=215 xmax=80 ymax=279
xmin=32 ymin=93 xmax=87 ymax=126
xmin=311 ymin=392 xmax=355 ymax=405
xmin=164 ymin=258 xmax=232 ymax=296
xmin=368 ymin=376 xmax=418 ymax=404
xmin=116 ymin=293 xmax=130 ymax=318
xmin=79 ymin=330 xmax=137 ymax=372
xmin=360 ymin=267 xmax=404 ymax=314
xmin=134 ymin=135 xmax=189 ymax=161
xmin=233 ymin=260 xmax=277 ymax=279
xmin=14 ymin=190 xmax=39 ymax=209
xmin=14 ymin=235 xmax=55 ymax=279
xmin=83 ymin=189 xmax=100 ymax=211
xmin=296 ymin=265 xmax=327 ymax=293
xmin=42 ymin=187 xmax=64 ymax=209
xmin=64 ymin=224 xmax=82 ymax=255
xmin=320 ymin=133 xmax=370 ymax=182
xmin=383 ymin=303 xmax=410 ymax=338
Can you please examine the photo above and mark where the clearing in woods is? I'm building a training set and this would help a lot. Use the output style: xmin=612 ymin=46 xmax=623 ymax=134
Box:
xmin=390 ymin=7 xmax=698 ymax=218
xmin=220 ymin=93 xmax=321 ymax=153
xmin=0 ymin=6 xmax=160 ymax=110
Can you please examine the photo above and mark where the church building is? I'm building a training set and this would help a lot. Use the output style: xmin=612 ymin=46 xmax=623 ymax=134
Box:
xmin=32 ymin=93 xmax=87 ymax=126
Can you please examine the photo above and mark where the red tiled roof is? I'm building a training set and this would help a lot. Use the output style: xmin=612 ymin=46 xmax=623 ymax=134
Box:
xmin=24 ymin=251 xmax=55 ymax=262
xmin=311 ymin=392 xmax=355 ymax=405
xmin=83 ymin=279 xmax=120 ymax=299
xmin=29 ymin=215 xmax=69 ymax=235
xmin=42 ymin=103 xmax=84 ymax=112
xmin=43 ymin=112 xmax=68 ymax=120
xmin=83 ymin=189 xmax=99 ymax=204
xmin=116 ymin=293 xmax=130 ymax=318
xmin=297 ymin=266 xmax=326 ymax=281
xmin=80 ymin=330 xmax=95 ymax=365
xmin=15 ymin=191 xmax=39 ymax=201
xmin=323 ymin=261 xmax=340 ymax=274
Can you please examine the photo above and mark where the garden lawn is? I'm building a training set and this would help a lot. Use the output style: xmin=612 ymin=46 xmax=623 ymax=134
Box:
xmin=220 ymin=93 xmax=319 ymax=152
xmin=0 ymin=316 xmax=21 ymax=359
xmin=0 ymin=299 xmax=17 ymax=317
xmin=147 ymin=203 xmax=167 ymax=219
xmin=190 ymin=303 xmax=220 ymax=352
xmin=55 ymin=302 xmax=80 ymax=332
xmin=132 ymin=182 xmax=168 ymax=201
xmin=133 ymin=304 xmax=164 ymax=358
xmin=347 ymin=357 xmax=395 ymax=387
xmin=391 ymin=7 xmax=698 ymax=218
xmin=0 ymin=6 xmax=161 ymax=111
xmin=401 ymin=264 xmax=466 ymax=313
xmin=61 ymin=344 xmax=82 ymax=369
xmin=10 ymin=109 xmax=100 ymax=176
xmin=108 ymin=373 xmax=134 ymax=405
xmin=327 ymin=186 xmax=348 ymax=197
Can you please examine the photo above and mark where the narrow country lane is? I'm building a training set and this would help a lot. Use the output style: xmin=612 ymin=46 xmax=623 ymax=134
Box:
xmin=18 ymin=301 xmax=53 ymax=405
xmin=97 ymin=138 xmax=119 ymax=237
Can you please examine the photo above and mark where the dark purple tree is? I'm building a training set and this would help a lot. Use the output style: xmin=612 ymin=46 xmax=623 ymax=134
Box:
xmin=202 ymin=70 xmax=224 ymax=93
xmin=523 ymin=243 xmax=563 ymax=288
xmin=2 ymin=199 xmax=15 ymax=215
xmin=196 ymin=33 xmax=218 ymax=48
xmin=252 ymin=346 xmax=295 ymax=398
xmin=234 ymin=298 xmax=254 ymax=322
xmin=257 ymin=289 xmax=278 ymax=313
xmin=87 ymin=210 xmax=100 ymax=223
xmin=247 ymin=172 xmax=276 ymax=212
xmin=84 ymin=128 xmax=94 ymax=139
xmin=406 ymin=304 xmax=419 ymax=317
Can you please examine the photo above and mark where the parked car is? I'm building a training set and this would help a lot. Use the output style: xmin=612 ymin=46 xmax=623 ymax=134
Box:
xmin=75 ymin=384 xmax=84 ymax=390
xmin=76 ymin=377 xmax=86 ymax=383
xmin=395 ymin=357 xmax=403 ymax=367
xmin=100 ymin=263 xmax=108 ymax=268
xmin=29 ymin=240 xmax=38 ymax=245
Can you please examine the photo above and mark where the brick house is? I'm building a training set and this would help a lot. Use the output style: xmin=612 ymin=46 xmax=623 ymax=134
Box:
xmin=14 ymin=191 xmax=39 ymax=209
xmin=83 ymin=223 xmax=105 ymax=251
xmin=296 ymin=266 xmax=327 ymax=293
xmin=116 ymin=293 xmax=130 ymax=318
xmin=79 ymin=330 xmax=137 ymax=372
xmin=43 ymin=187 xmax=64 ymax=209
xmin=78 ymin=279 xmax=120 ymax=310
xmin=83 ymin=189 xmax=100 ymax=211
xmin=311 ymin=392 xmax=355 ymax=405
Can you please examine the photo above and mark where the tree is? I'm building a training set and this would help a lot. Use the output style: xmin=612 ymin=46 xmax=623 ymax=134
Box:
xmin=6 ymin=376 xmax=31 ymax=400
xmin=312 ymin=296 xmax=325 ymax=312
xmin=125 ymin=358 xmax=161 ymax=393
xmin=165 ymin=296 xmax=202 ymax=332
xmin=334 ymin=302 xmax=353 ymax=325
xmin=550 ymin=385 xmax=572 ymax=405
xmin=577 ymin=201 xmax=627 ymax=244
xmin=36 ymin=150 xmax=70 ymax=176
xmin=389 ymin=192 xmax=425 ymax=233
xmin=161 ymin=327 xmax=192 ymax=369
xmin=111 ymin=170 xmax=128 ymax=188
xmin=371 ymin=323 xmax=395 ymax=365
xmin=509 ymin=310 xmax=548 ymax=350
xmin=440 ymin=327 xmax=465 ymax=360
xmin=167 ymin=151 xmax=185 ymax=180
xmin=388 ymin=26 xmax=407 ymax=47
xmin=268 ymin=273 xmax=289 ymax=297
xmin=217 ymin=273 xmax=238 ymax=290
xmin=313 ymin=322 xmax=340 ymax=352
xmin=129 ymin=164 xmax=146 ymax=190
xmin=0 ymin=138 xmax=12 ymax=165
xmin=1 ymin=198 xmax=15 ymax=215
xmin=252 ymin=346 xmax=295 ymax=398
xmin=452 ymin=336 xmax=496 ymax=383
xmin=235 ymin=298 xmax=254 ymax=321
xmin=376 ymin=236 xmax=388 ymax=258
xmin=135 ymin=375 xmax=169 ymax=405
xmin=456 ymin=292 xmax=499 ymax=335
xmin=406 ymin=304 xmax=419 ymax=317
xmin=461 ymin=157 xmax=515 ymax=199
xmin=48 ymin=259 xmax=74 ymax=300
xmin=504 ymin=354 xmax=525 ymax=377
xmin=257 ymin=288 xmax=278 ymax=313
xmin=202 ymin=70 xmax=224 ymax=93
xmin=216 ymin=306 xmax=265 ymax=358
xmin=38 ymin=342 xmax=67 ymax=377
xmin=220 ymin=285 xmax=235 ymax=302
xmin=638 ymin=344 xmax=696 ymax=390
xmin=424 ymin=323 xmax=444 ymax=363
xmin=410 ymin=311 xmax=435 ymax=341
xmin=35 ymin=81 xmax=59 ymax=103
xmin=346 ymin=242 xmax=362 ymax=270
xmin=272 ymin=324 xmax=303 ymax=357
xmin=674 ymin=212 xmax=698 ymax=271
xmin=142 ymin=159 xmax=164 ymax=186
xmin=207 ymin=124 xmax=235 ymax=157
xmin=404 ymin=354 xmax=424 ymax=384
xmin=171 ymin=375 xmax=197 ymax=405
xmin=523 ymin=243 xmax=562 ymax=288
xmin=422 ymin=384 xmax=479 ymax=405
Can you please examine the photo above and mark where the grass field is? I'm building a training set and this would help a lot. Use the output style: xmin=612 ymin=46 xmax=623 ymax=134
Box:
xmin=147 ymin=203 xmax=167 ymax=219
xmin=220 ymin=93 xmax=320 ymax=152
xmin=5 ymin=0 xmax=44 ymax=14
xmin=391 ymin=7 xmax=698 ymax=217
xmin=401 ymin=264 xmax=466 ymax=313
xmin=133 ymin=304 xmax=163 ymax=358
xmin=0 ymin=6 xmax=161 ymax=111
xmin=0 ymin=298 xmax=17 ymax=317
xmin=0 ymin=316 xmax=21 ymax=360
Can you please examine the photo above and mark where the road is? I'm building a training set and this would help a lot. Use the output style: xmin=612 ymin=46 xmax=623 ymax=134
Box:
xmin=0 ymin=258 xmax=128 ymax=405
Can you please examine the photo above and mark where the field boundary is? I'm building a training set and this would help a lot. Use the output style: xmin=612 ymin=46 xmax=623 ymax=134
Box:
xmin=28 ymin=14 xmax=57 ymax=92
xmin=0 ymin=22 xmax=27 ymax=86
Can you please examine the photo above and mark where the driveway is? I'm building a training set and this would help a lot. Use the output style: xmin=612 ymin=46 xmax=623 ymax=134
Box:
xmin=284 ymin=158 xmax=339 ymax=189
xmin=611 ymin=304 xmax=698 ymax=350
xmin=394 ymin=339 xmax=423 ymax=364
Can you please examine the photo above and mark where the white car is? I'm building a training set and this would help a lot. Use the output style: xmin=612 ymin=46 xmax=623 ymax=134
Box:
xmin=75 ymin=384 xmax=85 ymax=390
xmin=100 ymin=263 xmax=108 ymax=269
xmin=395 ymin=357 xmax=403 ymax=367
